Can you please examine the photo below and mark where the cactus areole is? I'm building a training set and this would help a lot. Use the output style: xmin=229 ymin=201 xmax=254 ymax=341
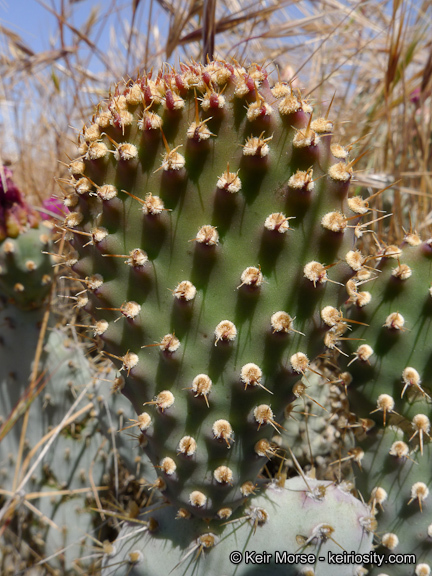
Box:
xmin=61 ymin=60 xmax=366 ymax=520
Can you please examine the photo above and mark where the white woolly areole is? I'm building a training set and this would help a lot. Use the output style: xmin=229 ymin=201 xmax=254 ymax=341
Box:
xmin=160 ymin=457 xmax=176 ymax=475
xmin=178 ymin=436 xmax=197 ymax=456
xmin=389 ymin=441 xmax=409 ymax=458
xmin=415 ymin=564 xmax=431 ymax=576
xmin=160 ymin=333 xmax=180 ymax=353
xmin=121 ymin=301 xmax=141 ymax=319
xmin=173 ymin=280 xmax=196 ymax=301
xmin=138 ymin=412 xmax=152 ymax=431
xmin=304 ymin=261 xmax=327 ymax=285
xmin=121 ymin=352 xmax=139 ymax=371
xmin=376 ymin=394 xmax=394 ymax=411
xmin=141 ymin=192 xmax=165 ymax=215
xmin=271 ymin=311 xmax=294 ymax=332
xmin=253 ymin=404 xmax=274 ymax=426
xmin=155 ymin=390 xmax=175 ymax=410
xmin=240 ymin=266 xmax=263 ymax=287
xmin=328 ymin=162 xmax=353 ymax=182
xmin=161 ymin=149 xmax=185 ymax=171
xmin=189 ymin=491 xmax=207 ymax=507
xmin=240 ymin=363 xmax=262 ymax=386
xmin=214 ymin=320 xmax=237 ymax=344
xmin=381 ymin=533 xmax=399 ymax=550
xmin=392 ymin=264 xmax=412 ymax=280
xmin=98 ymin=184 xmax=118 ymax=200
xmin=264 ymin=212 xmax=291 ymax=233
xmin=290 ymin=352 xmax=309 ymax=373
xmin=216 ymin=169 xmax=241 ymax=193
xmin=355 ymin=344 xmax=373 ymax=361
xmin=212 ymin=419 xmax=233 ymax=443
xmin=94 ymin=320 xmax=109 ymax=335
xmin=288 ymin=169 xmax=314 ymax=191
xmin=195 ymin=225 xmax=219 ymax=245
xmin=127 ymin=249 xmax=148 ymax=267
xmin=384 ymin=312 xmax=404 ymax=330
xmin=192 ymin=374 xmax=212 ymax=396
xmin=213 ymin=465 xmax=233 ymax=484
xmin=115 ymin=143 xmax=138 ymax=161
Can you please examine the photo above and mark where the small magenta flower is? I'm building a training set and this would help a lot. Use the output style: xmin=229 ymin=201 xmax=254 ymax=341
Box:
xmin=42 ymin=197 xmax=67 ymax=219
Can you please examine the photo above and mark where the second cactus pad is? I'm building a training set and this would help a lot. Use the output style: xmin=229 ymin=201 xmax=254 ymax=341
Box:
xmin=62 ymin=60 xmax=364 ymax=519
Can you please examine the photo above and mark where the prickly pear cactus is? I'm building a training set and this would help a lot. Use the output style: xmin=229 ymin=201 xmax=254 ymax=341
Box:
xmin=280 ymin=370 xmax=355 ymax=477
xmin=0 ymin=166 xmax=52 ymax=309
xmin=101 ymin=476 xmax=374 ymax=576
xmin=355 ymin=427 xmax=431 ymax=576
xmin=340 ymin=236 xmax=432 ymax=425
xmin=327 ymin=233 xmax=432 ymax=574
xmin=0 ymin=303 xmax=142 ymax=574
xmin=61 ymin=59 xmax=370 ymax=521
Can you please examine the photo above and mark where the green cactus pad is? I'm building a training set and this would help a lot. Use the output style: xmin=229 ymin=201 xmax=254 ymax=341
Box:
xmin=355 ymin=426 xmax=432 ymax=576
xmin=0 ymin=225 xmax=53 ymax=309
xmin=101 ymin=476 xmax=374 ymax=576
xmin=62 ymin=60 xmax=367 ymax=519
xmin=338 ymin=239 xmax=432 ymax=449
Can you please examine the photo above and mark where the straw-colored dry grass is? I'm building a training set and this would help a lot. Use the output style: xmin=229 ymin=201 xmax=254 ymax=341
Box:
xmin=1 ymin=0 xmax=431 ymax=241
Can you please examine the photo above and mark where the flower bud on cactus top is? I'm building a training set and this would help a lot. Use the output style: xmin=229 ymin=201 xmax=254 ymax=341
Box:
xmin=61 ymin=59 xmax=368 ymax=519
xmin=0 ymin=167 xmax=53 ymax=308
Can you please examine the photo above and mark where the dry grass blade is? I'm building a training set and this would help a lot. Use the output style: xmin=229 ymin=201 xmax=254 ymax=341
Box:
xmin=179 ymin=0 xmax=295 ymax=45
xmin=35 ymin=0 xmax=116 ymax=74
xmin=0 ymin=380 xmax=94 ymax=524
xmin=158 ymin=0 xmax=203 ymax=58
xmin=202 ymin=0 xmax=216 ymax=62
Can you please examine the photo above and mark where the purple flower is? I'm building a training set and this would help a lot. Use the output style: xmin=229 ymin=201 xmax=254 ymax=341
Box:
xmin=0 ymin=166 xmax=22 ymax=206
xmin=410 ymin=88 xmax=421 ymax=106
xmin=42 ymin=197 xmax=67 ymax=219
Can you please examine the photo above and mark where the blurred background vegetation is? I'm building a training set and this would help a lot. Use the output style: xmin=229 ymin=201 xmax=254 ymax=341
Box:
xmin=1 ymin=0 xmax=431 ymax=243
